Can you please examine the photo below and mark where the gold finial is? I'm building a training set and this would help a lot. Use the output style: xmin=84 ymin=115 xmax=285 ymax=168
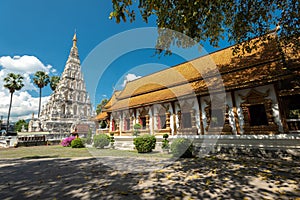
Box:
xmin=72 ymin=31 xmax=77 ymax=47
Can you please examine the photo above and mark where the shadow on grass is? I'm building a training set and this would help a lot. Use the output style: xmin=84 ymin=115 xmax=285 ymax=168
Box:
xmin=21 ymin=155 xmax=60 ymax=160
xmin=0 ymin=156 xmax=299 ymax=199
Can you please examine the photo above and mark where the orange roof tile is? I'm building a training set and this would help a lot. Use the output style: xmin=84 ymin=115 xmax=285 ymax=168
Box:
xmin=94 ymin=112 xmax=109 ymax=120
xmin=105 ymin=36 xmax=299 ymax=111
xmin=103 ymin=90 xmax=121 ymax=110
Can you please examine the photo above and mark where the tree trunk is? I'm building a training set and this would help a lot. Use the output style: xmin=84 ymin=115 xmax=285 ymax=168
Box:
xmin=6 ymin=92 xmax=13 ymax=132
xmin=38 ymin=87 xmax=42 ymax=118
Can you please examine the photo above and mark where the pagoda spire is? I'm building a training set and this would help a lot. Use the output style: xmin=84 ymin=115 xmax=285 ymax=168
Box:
xmin=66 ymin=31 xmax=79 ymax=64
xmin=72 ymin=31 xmax=77 ymax=47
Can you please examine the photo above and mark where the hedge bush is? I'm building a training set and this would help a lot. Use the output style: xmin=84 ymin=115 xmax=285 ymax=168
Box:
xmin=71 ymin=138 xmax=85 ymax=148
xmin=81 ymin=138 xmax=87 ymax=145
xmin=170 ymin=138 xmax=194 ymax=158
xmin=133 ymin=134 xmax=156 ymax=153
xmin=93 ymin=134 xmax=110 ymax=148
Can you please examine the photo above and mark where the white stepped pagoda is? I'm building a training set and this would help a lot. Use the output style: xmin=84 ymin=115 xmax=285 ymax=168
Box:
xmin=37 ymin=33 xmax=95 ymax=134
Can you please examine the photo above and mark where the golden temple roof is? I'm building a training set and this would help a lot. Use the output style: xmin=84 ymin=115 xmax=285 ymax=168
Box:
xmin=104 ymin=35 xmax=299 ymax=112
xmin=94 ymin=112 xmax=109 ymax=121
xmin=103 ymin=90 xmax=121 ymax=111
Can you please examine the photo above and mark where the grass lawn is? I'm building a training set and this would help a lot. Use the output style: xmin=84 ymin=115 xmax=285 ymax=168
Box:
xmin=0 ymin=145 xmax=172 ymax=159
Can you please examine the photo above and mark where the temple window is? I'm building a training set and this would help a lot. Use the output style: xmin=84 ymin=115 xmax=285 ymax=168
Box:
xmin=73 ymin=105 xmax=77 ymax=115
xmin=157 ymin=107 xmax=167 ymax=129
xmin=248 ymin=104 xmax=268 ymax=126
xmin=240 ymin=89 xmax=278 ymax=134
xmin=124 ymin=118 xmax=130 ymax=131
xmin=157 ymin=115 xmax=166 ymax=129
xmin=84 ymin=106 xmax=87 ymax=116
xmin=182 ymin=112 xmax=192 ymax=128
xmin=112 ymin=119 xmax=116 ymax=131
xmin=61 ymin=104 xmax=66 ymax=115
xmin=138 ymin=108 xmax=149 ymax=130
xmin=139 ymin=116 xmax=147 ymax=129
xmin=210 ymin=109 xmax=224 ymax=127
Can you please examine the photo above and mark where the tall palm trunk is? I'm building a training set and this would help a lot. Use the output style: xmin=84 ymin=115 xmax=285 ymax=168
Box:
xmin=6 ymin=92 xmax=13 ymax=132
xmin=38 ymin=87 xmax=42 ymax=118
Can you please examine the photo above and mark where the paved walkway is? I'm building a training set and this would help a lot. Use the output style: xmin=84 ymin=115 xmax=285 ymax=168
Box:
xmin=0 ymin=156 xmax=299 ymax=199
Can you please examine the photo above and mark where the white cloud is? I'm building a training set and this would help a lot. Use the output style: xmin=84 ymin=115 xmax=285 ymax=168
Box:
xmin=0 ymin=55 xmax=52 ymax=74
xmin=122 ymin=73 xmax=141 ymax=87
xmin=0 ymin=55 xmax=56 ymax=122
xmin=0 ymin=90 xmax=49 ymax=122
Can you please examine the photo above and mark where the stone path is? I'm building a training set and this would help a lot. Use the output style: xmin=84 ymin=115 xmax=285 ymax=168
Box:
xmin=0 ymin=155 xmax=299 ymax=199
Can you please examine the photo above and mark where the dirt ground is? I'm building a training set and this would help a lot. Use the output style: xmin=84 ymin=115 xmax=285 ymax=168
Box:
xmin=0 ymin=155 xmax=299 ymax=200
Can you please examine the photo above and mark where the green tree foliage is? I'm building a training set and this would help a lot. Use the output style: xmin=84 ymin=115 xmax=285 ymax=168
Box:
xmin=96 ymin=98 xmax=109 ymax=115
xmin=33 ymin=71 xmax=50 ymax=117
xmin=4 ymin=73 xmax=24 ymax=131
xmin=15 ymin=119 xmax=28 ymax=132
xmin=110 ymin=0 xmax=300 ymax=55
xmin=50 ymin=76 xmax=60 ymax=91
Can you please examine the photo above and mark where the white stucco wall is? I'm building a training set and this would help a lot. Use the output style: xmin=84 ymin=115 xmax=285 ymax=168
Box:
xmin=200 ymin=96 xmax=210 ymax=134
xmin=226 ymin=92 xmax=237 ymax=134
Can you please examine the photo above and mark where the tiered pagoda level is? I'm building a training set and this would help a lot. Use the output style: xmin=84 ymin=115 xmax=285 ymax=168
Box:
xmin=38 ymin=34 xmax=94 ymax=134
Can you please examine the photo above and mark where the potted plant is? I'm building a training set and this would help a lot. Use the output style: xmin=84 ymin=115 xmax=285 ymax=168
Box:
xmin=133 ymin=123 xmax=142 ymax=137
xmin=162 ymin=133 xmax=170 ymax=153
xmin=110 ymin=132 xmax=115 ymax=149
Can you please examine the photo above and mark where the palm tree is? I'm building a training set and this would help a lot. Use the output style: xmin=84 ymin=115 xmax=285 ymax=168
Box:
xmin=49 ymin=76 xmax=60 ymax=91
xmin=4 ymin=73 xmax=24 ymax=131
xmin=33 ymin=71 xmax=50 ymax=117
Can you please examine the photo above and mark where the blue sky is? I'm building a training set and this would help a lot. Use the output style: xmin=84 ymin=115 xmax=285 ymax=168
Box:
xmin=0 ymin=0 xmax=229 ymax=121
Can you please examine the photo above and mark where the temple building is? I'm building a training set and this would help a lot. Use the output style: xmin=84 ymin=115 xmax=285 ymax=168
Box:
xmin=36 ymin=33 xmax=95 ymax=134
xmin=97 ymin=34 xmax=300 ymax=136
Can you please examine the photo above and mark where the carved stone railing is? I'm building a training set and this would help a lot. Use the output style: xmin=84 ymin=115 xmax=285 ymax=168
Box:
xmin=286 ymin=119 xmax=300 ymax=133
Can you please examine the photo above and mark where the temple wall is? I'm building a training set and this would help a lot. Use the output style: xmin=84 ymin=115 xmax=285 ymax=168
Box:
xmin=226 ymin=92 xmax=237 ymax=134
xmin=174 ymin=103 xmax=181 ymax=131
xmin=108 ymin=84 xmax=286 ymax=136
xmin=191 ymin=98 xmax=201 ymax=134
xmin=148 ymin=108 xmax=153 ymax=134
